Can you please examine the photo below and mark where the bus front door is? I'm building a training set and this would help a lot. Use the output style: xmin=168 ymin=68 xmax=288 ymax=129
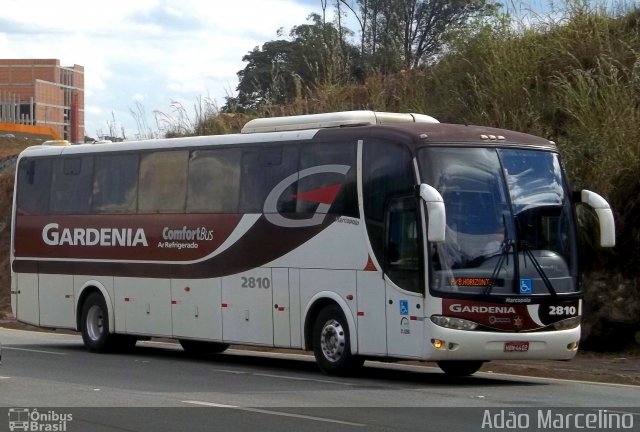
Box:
xmin=384 ymin=195 xmax=425 ymax=359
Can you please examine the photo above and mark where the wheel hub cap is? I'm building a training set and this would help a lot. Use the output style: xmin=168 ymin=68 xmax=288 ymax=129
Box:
xmin=86 ymin=305 xmax=104 ymax=341
xmin=320 ymin=319 xmax=345 ymax=362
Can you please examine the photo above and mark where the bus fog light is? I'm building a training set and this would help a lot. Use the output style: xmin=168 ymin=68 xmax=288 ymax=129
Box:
xmin=567 ymin=341 xmax=579 ymax=350
xmin=431 ymin=339 xmax=446 ymax=350
xmin=431 ymin=315 xmax=478 ymax=330
xmin=552 ymin=316 xmax=580 ymax=330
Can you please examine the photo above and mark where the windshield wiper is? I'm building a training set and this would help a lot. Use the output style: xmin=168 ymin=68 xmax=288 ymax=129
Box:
xmin=483 ymin=238 xmax=514 ymax=295
xmin=513 ymin=213 xmax=557 ymax=297
xmin=518 ymin=240 xmax=558 ymax=297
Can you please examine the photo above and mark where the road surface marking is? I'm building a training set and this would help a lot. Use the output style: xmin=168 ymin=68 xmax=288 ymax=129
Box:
xmin=3 ymin=346 xmax=68 ymax=356
xmin=254 ymin=372 xmax=358 ymax=386
xmin=182 ymin=400 xmax=365 ymax=427
xmin=0 ymin=376 xmax=11 ymax=379
xmin=214 ymin=369 xmax=248 ymax=375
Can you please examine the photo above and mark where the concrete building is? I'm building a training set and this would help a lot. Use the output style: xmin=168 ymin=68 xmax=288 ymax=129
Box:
xmin=0 ymin=59 xmax=84 ymax=142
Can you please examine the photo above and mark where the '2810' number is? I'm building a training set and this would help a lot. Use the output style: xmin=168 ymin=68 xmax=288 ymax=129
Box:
xmin=549 ymin=305 xmax=577 ymax=316
xmin=241 ymin=277 xmax=271 ymax=289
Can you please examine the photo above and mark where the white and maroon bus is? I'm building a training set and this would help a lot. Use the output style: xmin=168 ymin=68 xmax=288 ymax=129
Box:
xmin=10 ymin=111 xmax=615 ymax=376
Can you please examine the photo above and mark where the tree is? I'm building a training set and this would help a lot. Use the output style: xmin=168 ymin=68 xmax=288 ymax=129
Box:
xmin=225 ymin=14 xmax=359 ymax=112
xmin=341 ymin=0 xmax=498 ymax=71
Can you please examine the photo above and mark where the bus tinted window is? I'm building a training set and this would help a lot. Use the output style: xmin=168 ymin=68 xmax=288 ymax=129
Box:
xmin=240 ymin=146 xmax=298 ymax=213
xmin=50 ymin=157 xmax=94 ymax=214
xmin=17 ymin=158 xmax=52 ymax=215
xmin=298 ymin=142 xmax=358 ymax=217
xmin=138 ymin=151 xmax=189 ymax=213
xmin=92 ymin=154 xmax=139 ymax=213
xmin=187 ymin=149 xmax=241 ymax=213
xmin=363 ymin=140 xmax=415 ymax=265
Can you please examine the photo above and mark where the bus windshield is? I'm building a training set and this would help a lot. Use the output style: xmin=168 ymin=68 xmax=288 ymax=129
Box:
xmin=419 ymin=147 xmax=578 ymax=297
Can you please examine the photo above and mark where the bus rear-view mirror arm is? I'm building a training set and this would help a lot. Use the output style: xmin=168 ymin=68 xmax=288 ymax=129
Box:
xmin=419 ymin=184 xmax=446 ymax=243
xmin=573 ymin=190 xmax=616 ymax=248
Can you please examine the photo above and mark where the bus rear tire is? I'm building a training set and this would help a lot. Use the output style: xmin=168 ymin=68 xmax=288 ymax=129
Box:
xmin=437 ymin=360 xmax=484 ymax=377
xmin=179 ymin=339 xmax=229 ymax=355
xmin=80 ymin=293 xmax=116 ymax=352
xmin=313 ymin=304 xmax=363 ymax=375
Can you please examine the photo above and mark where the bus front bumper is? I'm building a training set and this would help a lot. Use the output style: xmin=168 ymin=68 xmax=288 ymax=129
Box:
xmin=423 ymin=323 xmax=581 ymax=361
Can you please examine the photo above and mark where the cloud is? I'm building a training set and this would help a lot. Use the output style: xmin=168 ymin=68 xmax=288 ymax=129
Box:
xmin=1 ymin=0 xmax=316 ymax=138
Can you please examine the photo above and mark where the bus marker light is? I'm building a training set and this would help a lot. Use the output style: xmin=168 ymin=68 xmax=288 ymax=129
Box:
xmin=431 ymin=339 xmax=446 ymax=350
xmin=171 ymin=300 xmax=177 ymax=305
xmin=221 ymin=303 xmax=228 ymax=308
xmin=278 ymin=307 xmax=285 ymax=312
xmin=124 ymin=297 xmax=130 ymax=302
xmin=184 ymin=287 xmax=191 ymax=292
xmin=357 ymin=311 xmax=364 ymax=317
xmin=346 ymin=295 xmax=354 ymax=301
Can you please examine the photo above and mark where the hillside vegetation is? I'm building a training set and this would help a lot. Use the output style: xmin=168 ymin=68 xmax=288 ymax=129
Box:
xmin=163 ymin=2 xmax=640 ymax=350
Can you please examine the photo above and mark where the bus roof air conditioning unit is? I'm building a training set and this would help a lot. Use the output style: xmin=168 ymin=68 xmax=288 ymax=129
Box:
xmin=240 ymin=110 xmax=439 ymax=134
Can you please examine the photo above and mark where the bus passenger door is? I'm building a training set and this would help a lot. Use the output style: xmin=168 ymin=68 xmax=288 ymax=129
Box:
xmin=384 ymin=195 xmax=425 ymax=359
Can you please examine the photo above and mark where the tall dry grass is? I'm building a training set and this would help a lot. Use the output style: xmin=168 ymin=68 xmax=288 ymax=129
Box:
xmin=170 ymin=2 xmax=639 ymax=277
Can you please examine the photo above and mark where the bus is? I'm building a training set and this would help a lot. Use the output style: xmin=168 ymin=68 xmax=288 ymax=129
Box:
xmin=10 ymin=111 xmax=615 ymax=376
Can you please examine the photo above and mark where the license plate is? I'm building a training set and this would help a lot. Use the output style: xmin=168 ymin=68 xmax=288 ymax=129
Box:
xmin=504 ymin=341 xmax=529 ymax=352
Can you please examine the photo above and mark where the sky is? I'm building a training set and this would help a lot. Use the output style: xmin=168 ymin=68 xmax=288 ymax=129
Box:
xmin=0 ymin=0 xmax=319 ymax=139
xmin=0 ymin=0 xmax=619 ymax=140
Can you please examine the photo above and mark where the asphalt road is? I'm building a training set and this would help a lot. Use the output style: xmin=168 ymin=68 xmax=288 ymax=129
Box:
xmin=0 ymin=327 xmax=638 ymax=432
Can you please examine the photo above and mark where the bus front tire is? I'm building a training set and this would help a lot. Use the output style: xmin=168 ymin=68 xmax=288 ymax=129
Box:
xmin=80 ymin=292 xmax=116 ymax=352
xmin=437 ymin=360 xmax=484 ymax=376
xmin=313 ymin=304 xmax=363 ymax=375
xmin=179 ymin=339 xmax=230 ymax=355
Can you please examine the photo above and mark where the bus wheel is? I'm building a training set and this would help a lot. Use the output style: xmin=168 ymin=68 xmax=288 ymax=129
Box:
xmin=437 ymin=360 xmax=484 ymax=377
xmin=179 ymin=339 xmax=229 ymax=355
xmin=313 ymin=305 xmax=363 ymax=375
xmin=80 ymin=293 xmax=115 ymax=352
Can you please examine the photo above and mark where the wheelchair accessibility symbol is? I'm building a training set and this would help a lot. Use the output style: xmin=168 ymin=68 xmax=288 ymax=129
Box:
xmin=520 ymin=279 xmax=532 ymax=294
xmin=399 ymin=300 xmax=409 ymax=316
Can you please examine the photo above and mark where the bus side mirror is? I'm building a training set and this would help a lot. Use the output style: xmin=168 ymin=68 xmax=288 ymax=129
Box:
xmin=419 ymin=184 xmax=446 ymax=243
xmin=578 ymin=190 xmax=616 ymax=247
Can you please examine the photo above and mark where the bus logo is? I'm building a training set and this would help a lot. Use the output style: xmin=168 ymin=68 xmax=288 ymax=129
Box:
xmin=263 ymin=164 xmax=350 ymax=228
xmin=8 ymin=408 xmax=29 ymax=431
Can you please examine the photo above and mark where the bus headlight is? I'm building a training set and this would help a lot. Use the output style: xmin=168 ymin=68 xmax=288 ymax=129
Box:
xmin=552 ymin=316 xmax=581 ymax=330
xmin=431 ymin=315 xmax=478 ymax=331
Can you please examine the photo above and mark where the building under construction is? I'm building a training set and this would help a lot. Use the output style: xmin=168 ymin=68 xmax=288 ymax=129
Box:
xmin=0 ymin=59 xmax=84 ymax=142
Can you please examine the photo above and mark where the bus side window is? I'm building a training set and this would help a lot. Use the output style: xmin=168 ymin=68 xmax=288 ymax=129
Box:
xmin=50 ymin=157 xmax=94 ymax=214
xmin=187 ymin=149 xmax=241 ymax=213
xmin=363 ymin=140 xmax=415 ymax=266
xmin=240 ymin=146 xmax=299 ymax=213
xmin=298 ymin=142 xmax=358 ymax=217
xmin=138 ymin=151 xmax=189 ymax=213
xmin=17 ymin=158 xmax=52 ymax=215
xmin=92 ymin=154 xmax=139 ymax=214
